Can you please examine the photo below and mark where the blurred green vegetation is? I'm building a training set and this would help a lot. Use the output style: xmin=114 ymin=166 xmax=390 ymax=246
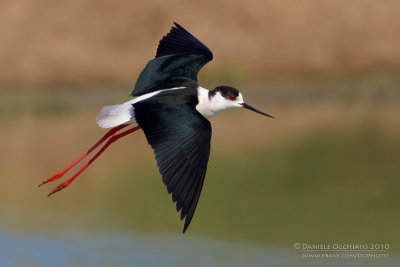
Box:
xmin=1 ymin=0 xmax=400 ymax=255
xmin=96 ymin=123 xmax=400 ymax=246
xmin=0 ymin=76 xmax=399 ymax=251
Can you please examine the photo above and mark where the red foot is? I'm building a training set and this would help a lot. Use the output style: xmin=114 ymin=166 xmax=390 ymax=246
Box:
xmin=47 ymin=180 xmax=71 ymax=197
xmin=39 ymin=173 xmax=65 ymax=187
xmin=39 ymin=124 xmax=129 ymax=187
xmin=44 ymin=125 xmax=141 ymax=196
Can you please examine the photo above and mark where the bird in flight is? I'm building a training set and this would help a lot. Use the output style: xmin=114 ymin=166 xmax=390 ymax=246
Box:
xmin=39 ymin=22 xmax=273 ymax=232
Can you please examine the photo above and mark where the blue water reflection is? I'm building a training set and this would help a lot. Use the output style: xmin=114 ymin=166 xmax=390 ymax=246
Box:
xmin=0 ymin=230 xmax=398 ymax=267
xmin=0 ymin=231 xmax=287 ymax=267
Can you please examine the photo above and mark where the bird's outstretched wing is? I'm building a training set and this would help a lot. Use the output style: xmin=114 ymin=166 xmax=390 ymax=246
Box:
xmin=131 ymin=22 xmax=213 ymax=97
xmin=133 ymin=87 xmax=212 ymax=232
xmin=155 ymin=22 xmax=213 ymax=59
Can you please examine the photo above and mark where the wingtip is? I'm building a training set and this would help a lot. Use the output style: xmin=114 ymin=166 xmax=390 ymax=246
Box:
xmin=173 ymin=22 xmax=183 ymax=29
xmin=180 ymin=211 xmax=190 ymax=233
xmin=182 ymin=213 xmax=194 ymax=233
xmin=172 ymin=22 xmax=189 ymax=34
xmin=182 ymin=224 xmax=189 ymax=233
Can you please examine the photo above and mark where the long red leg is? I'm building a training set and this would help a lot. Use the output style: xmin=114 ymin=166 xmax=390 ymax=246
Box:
xmin=39 ymin=124 xmax=129 ymax=187
xmin=47 ymin=125 xmax=141 ymax=197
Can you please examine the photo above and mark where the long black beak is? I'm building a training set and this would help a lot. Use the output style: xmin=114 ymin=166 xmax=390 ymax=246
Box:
xmin=240 ymin=103 xmax=274 ymax=118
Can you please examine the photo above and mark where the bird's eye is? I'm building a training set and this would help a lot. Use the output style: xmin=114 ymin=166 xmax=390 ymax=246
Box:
xmin=229 ymin=95 xmax=236 ymax=100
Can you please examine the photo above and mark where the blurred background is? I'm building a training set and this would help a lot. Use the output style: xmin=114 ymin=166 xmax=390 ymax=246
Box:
xmin=1 ymin=0 xmax=400 ymax=266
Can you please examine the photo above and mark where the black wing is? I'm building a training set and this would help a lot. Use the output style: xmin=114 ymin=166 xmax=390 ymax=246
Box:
xmin=156 ymin=22 xmax=213 ymax=59
xmin=133 ymin=87 xmax=212 ymax=232
xmin=131 ymin=22 xmax=213 ymax=97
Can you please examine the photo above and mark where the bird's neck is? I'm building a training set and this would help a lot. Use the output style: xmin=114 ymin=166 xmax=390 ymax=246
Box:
xmin=196 ymin=86 xmax=225 ymax=118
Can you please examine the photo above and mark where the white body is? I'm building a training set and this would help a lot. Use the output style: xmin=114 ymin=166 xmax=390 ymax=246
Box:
xmin=96 ymin=86 xmax=243 ymax=128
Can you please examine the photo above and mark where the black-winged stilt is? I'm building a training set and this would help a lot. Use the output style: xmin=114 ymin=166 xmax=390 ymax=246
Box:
xmin=40 ymin=23 xmax=273 ymax=233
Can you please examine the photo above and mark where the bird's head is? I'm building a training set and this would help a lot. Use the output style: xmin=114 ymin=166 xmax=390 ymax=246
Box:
xmin=208 ymin=86 xmax=274 ymax=118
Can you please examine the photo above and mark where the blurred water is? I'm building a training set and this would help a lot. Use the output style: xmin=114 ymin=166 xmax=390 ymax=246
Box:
xmin=0 ymin=230 xmax=284 ymax=267
xmin=0 ymin=229 xmax=399 ymax=267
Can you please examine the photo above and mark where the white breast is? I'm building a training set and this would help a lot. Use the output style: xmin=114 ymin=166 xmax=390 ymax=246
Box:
xmin=196 ymin=86 xmax=216 ymax=118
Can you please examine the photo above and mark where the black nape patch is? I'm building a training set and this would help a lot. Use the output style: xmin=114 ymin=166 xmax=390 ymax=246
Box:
xmin=208 ymin=86 xmax=240 ymax=100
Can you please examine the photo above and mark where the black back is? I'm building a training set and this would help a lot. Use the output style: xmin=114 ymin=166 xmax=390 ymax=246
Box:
xmin=130 ymin=23 xmax=213 ymax=97
xmin=133 ymin=85 xmax=212 ymax=232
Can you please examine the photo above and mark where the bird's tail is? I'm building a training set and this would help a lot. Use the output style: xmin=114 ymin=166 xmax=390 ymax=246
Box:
xmin=96 ymin=101 xmax=135 ymax=128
